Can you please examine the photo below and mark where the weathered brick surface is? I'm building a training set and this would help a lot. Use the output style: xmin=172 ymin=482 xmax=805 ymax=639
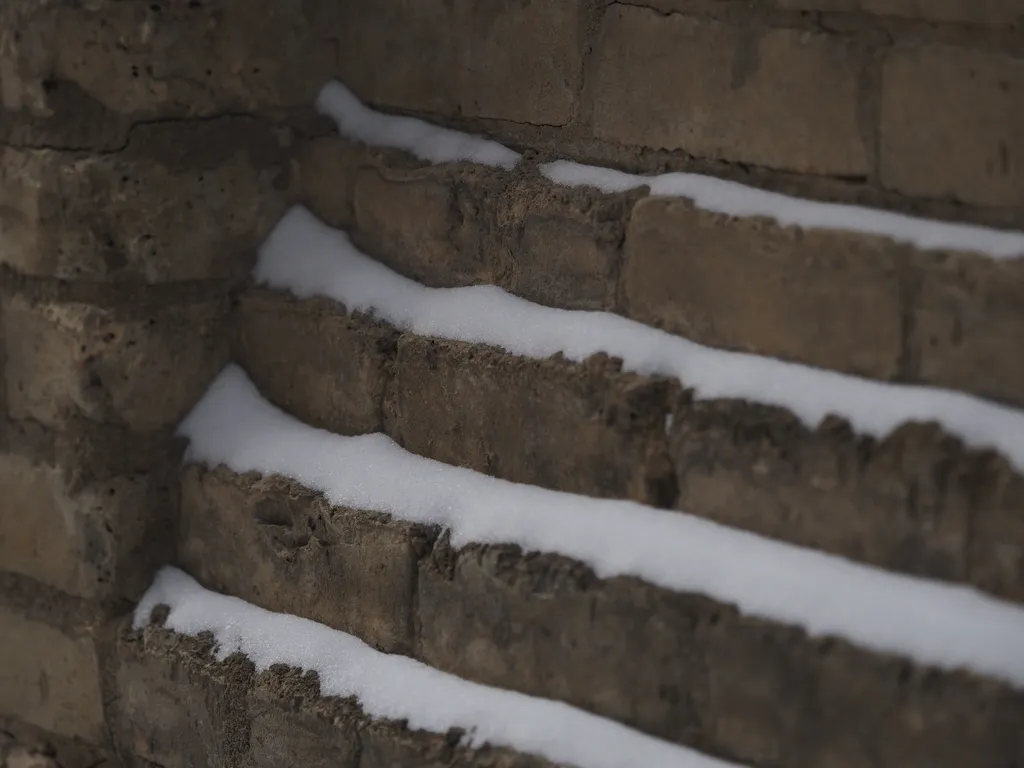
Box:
xmin=0 ymin=433 xmax=177 ymax=602
xmin=910 ymin=252 xmax=1024 ymax=407
xmin=418 ymin=541 xmax=1024 ymax=768
xmin=623 ymin=196 xmax=905 ymax=381
xmin=590 ymin=6 xmax=871 ymax=175
xmin=0 ymin=608 xmax=104 ymax=744
xmin=234 ymin=290 xmax=396 ymax=437
xmin=0 ymin=120 xmax=293 ymax=282
xmin=386 ymin=336 xmax=678 ymax=506
xmin=670 ymin=400 xmax=1024 ymax=602
xmin=0 ymin=0 xmax=335 ymax=150
xmin=334 ymin=0 xmax=585 ymax=125
xmin=116 ymin=621 xmax=556 ymax=768
xmin=881 ymin=44 xmax=1024 ymax=208
xmin=178 ymin=465 xmax=422 ymax=654
xmin=2 ymin=294 xmax=229 ymax=432
xmin=236 ymin=289 xmax=1024 ymax=599
xmin=0 ymin=719 xmax=114 ymax=768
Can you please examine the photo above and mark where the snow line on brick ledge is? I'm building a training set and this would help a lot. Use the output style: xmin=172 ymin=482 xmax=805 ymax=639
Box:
xmin=136 ymin=567 xmax=742 ymax=768
xmin=316 ymin=79 xmax=1024 ymax=258
xmin=254 ymin=206 xmax=1024 ymax=472
xmin=179 ymin=366 xmax=1024 ymax=688
xmin=316 ymin=81 xmax=521 ymax=169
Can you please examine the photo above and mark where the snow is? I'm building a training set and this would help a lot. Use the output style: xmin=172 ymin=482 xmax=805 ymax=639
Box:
xmin=542 ymin=160 xmax=1024 ymax=259
xmin=316 ymin=81 xmax=521 ymax=170
xmin=178 ymin=365 xmax=1024 ymax=689
xmin=135 ymin=567 xmax=742 ymax=768
xmin=254 ymin=206 xmax=1024 ymax=473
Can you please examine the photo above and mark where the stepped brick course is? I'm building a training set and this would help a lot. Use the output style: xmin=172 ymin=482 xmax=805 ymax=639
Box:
xmin=3 ymin=0 xmax=1023 ymax=765
xmin=177 ymin=463 xmax=1024 ymax=768
xmin=235 ymin=287 xmax=1024 ymax=602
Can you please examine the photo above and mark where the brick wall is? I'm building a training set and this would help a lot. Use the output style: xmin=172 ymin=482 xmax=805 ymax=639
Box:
xmin=1 ymin=1 xmax=1022 ymax=766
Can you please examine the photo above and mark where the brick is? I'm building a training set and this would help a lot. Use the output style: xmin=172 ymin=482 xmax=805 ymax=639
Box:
xmin=623 ymin=196 xmax=905 ymax=381
xmin=881 ymin=44 xmax=1024 ymax=208
xmin=0 ymin=608 xmax=104 ymax=743
xmin=351 ymin=164 xmax=490 ymax=288
xmin=178 ymin=465 xmax=420 ymax=654
xmin=119 ymin=621 xmax=556 ymax=768
xmin=418 ymin=542 xmax=1024 ymax=768
xmin=335 ymin=0 xmax=584 ymax=124
xmin=591 ymin=7 xmax=871 ymax=175
xmin=0 ymin=0 xmax=335 ymax=149
xmin=2 ymin=295 xmax=229 ymax=432
xmin=112 ymin=627 xmax=251 ymax=768
xmin=670 ymin=399 xmax=1024 ymax=601
xmin=910 ymin=252 xmax=1024 ymax=407
xmin=0 ymin=120 xmax=292 ymax=282
xmin=235 ymin=290 xmax=396 ymax=436
xmin=386 ymin=336 xmax=678 ymax=505
xmin=0 ymin=442 xmax=176 ymax=602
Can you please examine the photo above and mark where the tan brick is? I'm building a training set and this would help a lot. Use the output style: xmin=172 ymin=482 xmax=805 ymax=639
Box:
xmin=0 ymin=120 xmax=292 ymax=281
xmin=0 ymin=0 xmax=335 ymax=149
xmin=386 ymin=335 xmax=678 ymax=505
xmin=178 ymin=465 xmax=419 ymax=654
xmin=2 ymin=295 xmax=229 ymax=432
xmin=623 ymin=196 xmax=904 ymax=381
xmin=235 ymin=290 xmax=395 ymax=436
xmin=911 ymin=252 xmax=1024 ymax=407
xmin=335 ymin=0 xmax=584 ymax=124
xmin=591 ymin=7 xmax=871 ymax=174
xmin=0 ymin=609 xmax=104 ymax=743
xmin=0 ymin=441 xmax=176 ymax=602
xmin=881 ymin=44 xmax=1024 ymax=208
xmin=351 ymin=164 xmax=489 ymax=288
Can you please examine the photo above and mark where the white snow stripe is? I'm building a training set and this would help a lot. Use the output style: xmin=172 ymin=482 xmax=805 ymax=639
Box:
xmin=136 ymin=567 xmax=744 ymax=768
xmin=316 ymin=80 xmax=521 ymax=170
xmin=253 ymin=206 xmax=1024 ymax=473
xmin=542 ymin=159 xmax=1024 ymax=258
xmin=179 ymin=366 xmax=1024 ymax=689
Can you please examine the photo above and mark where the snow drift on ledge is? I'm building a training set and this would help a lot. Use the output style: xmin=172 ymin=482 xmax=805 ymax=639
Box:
xmin=316 ymin=80 xmax=1024 ymax=258
xmin=177 ymin=365 xmax=1024 ymax=689
xmin=253 ymin=205 xmax=1024 ymax=473
xmin=135 ymin=567 xmax=742 ymax=768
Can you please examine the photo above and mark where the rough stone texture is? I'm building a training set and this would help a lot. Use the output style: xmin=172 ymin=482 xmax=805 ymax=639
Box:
xmin=909 ymin=245 xmax=1024 ymax=408
xmin=0 ymin=0 xmax=336 ymax=150
xmin=334 ymin=0 xmax=585 ymax=124
xmin=115 ymin=621 xmax=557 ymax=768
xmin=881 ymin=44 xmax=1024 ymax=208
xmin=113 ymin=627 xmax=252 ymax=768
xmin=0 ymin=608 xmax=104 ymax=744
xmin=386 ymin=336 xmax=679 ymax=506
xmin=591 ymin=6 xmax=871 ymax=175
xmin=0 ymin=439 xmax=177 ymax=603
xmin=774 ymin=0 xmax=1024 ymax=25
xmin=0 ymin=119 xmax=293 ymax=281
xmin=623 ymin=196 xmax=905 ymax=381
xmin=178 ymin=465 xmax=423 ymax=655
xmin=670 ymin=399 xmax=1024 ymax=602
xmin=419 ymin=541 xmax=1024 ymax=768
xmin=0 ymin=719 xmax=113 ymax=768
xmin=234 ymin=290 xmax=397 ymax=437
xmin=2 ymin=294 xmax=229 ymax=433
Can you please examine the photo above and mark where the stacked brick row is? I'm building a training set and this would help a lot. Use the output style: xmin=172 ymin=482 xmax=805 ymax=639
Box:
xmin=2 ymin=1 xmax=1023 ymax=767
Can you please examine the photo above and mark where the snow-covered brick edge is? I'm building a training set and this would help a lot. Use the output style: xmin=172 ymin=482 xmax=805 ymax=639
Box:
xmin=135 ymin=567 xmax=743 ymax=768
xmin=179 ymin=366 xmax=1024 ymax=689
xmin=253 ymin=206 xmax=1024 ymax=473
xmin=542 ymin=160 xmax=1024 ymax=259
xmin=316 ymin=81 xmax=521 ymax=170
